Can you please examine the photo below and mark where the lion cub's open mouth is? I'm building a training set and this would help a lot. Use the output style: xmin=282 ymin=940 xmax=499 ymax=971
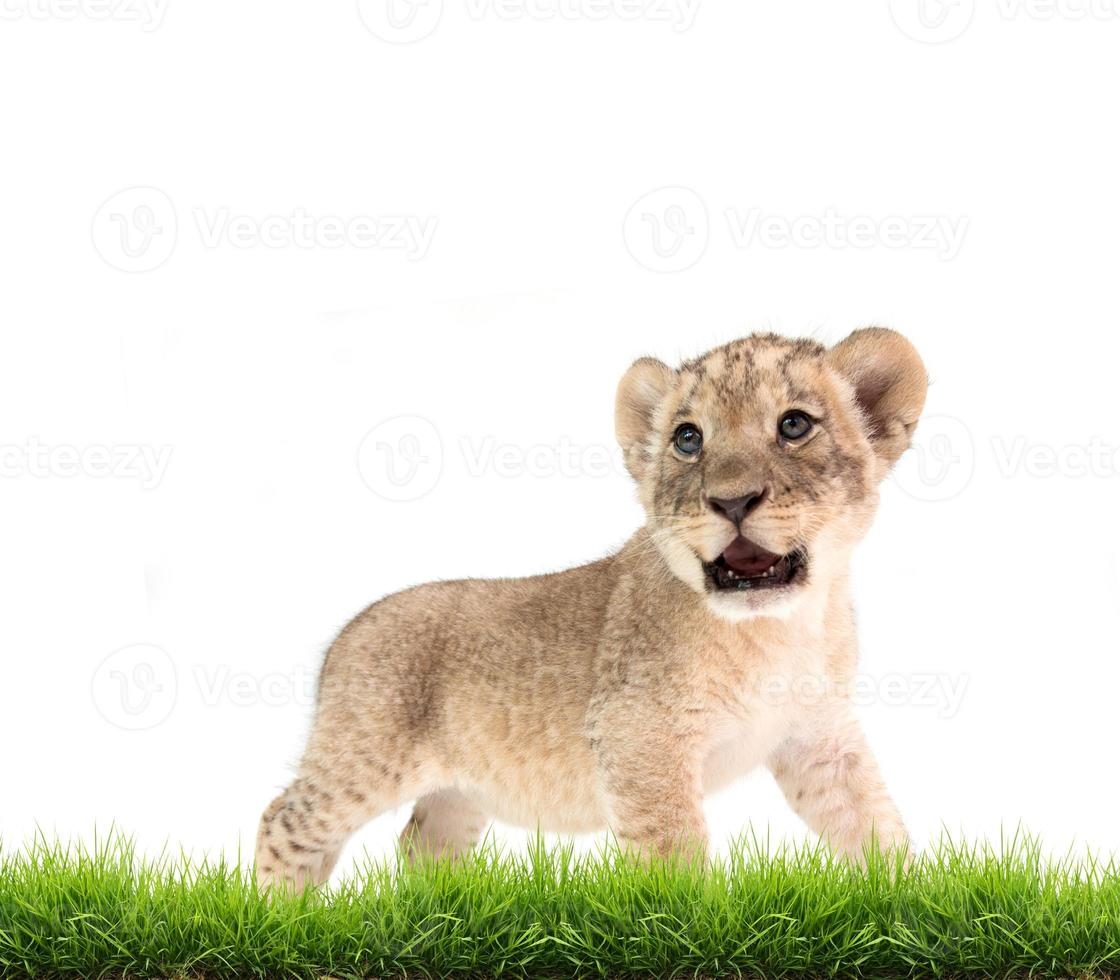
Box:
xmin=703 ymin=536 xmax=807 ymax=592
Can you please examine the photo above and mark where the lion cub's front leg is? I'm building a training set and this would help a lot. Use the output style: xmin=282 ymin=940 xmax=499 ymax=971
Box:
xmin=593 ymin=722 xmax=708 ymax=860
xmin=769 ymin=705 xmax=910 ymax=861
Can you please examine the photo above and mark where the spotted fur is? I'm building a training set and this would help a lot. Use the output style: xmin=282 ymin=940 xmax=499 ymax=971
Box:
xmin=255 ymin=327 xmax=927 ymax=888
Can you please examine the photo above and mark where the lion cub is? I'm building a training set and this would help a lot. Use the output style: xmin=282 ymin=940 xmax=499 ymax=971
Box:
xmin=256 ymin=327 xmax=927 ymax=887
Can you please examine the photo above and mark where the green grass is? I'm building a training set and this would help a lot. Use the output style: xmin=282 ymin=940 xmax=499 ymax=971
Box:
xmin=2 ymin=831 xmax=1120 ymax=978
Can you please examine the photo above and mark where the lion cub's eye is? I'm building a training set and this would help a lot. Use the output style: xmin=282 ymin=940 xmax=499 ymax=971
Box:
xmin=673 ymin=423 xmax=703 ymax=456
xmin=778 ymin=411 xmax=813 ymax=441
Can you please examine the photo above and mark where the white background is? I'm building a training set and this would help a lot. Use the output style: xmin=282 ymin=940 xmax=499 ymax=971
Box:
xmin=2 ymin=0 xmax=1119 ymax=875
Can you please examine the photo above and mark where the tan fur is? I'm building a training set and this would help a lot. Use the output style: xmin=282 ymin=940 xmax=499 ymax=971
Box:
xmin=255 ymin=327 xmax=928 ymax=888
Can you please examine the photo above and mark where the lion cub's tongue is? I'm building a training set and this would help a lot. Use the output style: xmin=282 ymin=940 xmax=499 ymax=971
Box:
xmin=721 ymin=536 xmax=780 ymax=576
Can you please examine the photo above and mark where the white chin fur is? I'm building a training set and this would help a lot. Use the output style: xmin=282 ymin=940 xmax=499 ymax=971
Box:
xmin=705 ymin=589 xmax=805 ymax=622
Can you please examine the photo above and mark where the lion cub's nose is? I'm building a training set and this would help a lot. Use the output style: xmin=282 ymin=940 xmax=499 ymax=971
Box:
xmin=708 ymin=489 xmax=767 ymax=526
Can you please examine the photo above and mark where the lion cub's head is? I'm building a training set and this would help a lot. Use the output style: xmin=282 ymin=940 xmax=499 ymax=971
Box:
xmin=615 ymin=328 xmax=927 ymax=620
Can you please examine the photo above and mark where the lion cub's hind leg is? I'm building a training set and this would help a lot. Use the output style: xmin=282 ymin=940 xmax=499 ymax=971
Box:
xmin=255 ymin=729 xmax=437 ymax=890
xmin=255 ymin=772 xmax=399 ymax=890
xmin=399 ymin=787 xmax=489 ymax=862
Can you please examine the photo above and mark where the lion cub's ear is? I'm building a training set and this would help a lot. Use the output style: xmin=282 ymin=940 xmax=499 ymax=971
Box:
xmin=615 ymin=357 xmax=676 ymax=481
xmin=828 ymin=327 xmax=928 ymax=470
